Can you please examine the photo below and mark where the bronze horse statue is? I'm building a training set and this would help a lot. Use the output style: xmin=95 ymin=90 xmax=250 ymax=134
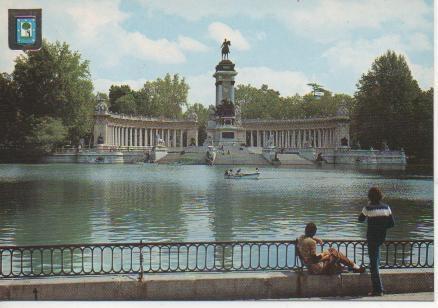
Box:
xmin=221 ymin=39 xmax=231 ymax=60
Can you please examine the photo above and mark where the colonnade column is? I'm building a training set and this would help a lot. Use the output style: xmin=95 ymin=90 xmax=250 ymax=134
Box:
xmin=293 ymin=130 xmax=296 ymax=148
xmin=123 ymin=127 xmax=127 ymax=146
xmin=117 ymin=127 xmax=120 ymax=146
xmin=256 ymin=130 xmax=260 ymax=147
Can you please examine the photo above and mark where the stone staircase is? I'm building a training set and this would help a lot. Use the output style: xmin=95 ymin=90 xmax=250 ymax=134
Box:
xmin=213 ymin=147 xmax=269 ymax=165
xmin=156 ymin=151 xmax=205 ymax=164
xmin=277 ymin=153 xmax=314 ymax=165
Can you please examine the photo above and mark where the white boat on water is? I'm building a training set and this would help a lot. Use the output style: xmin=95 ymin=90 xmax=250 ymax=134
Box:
xmin=224 ymin=172 xmax=260 ymax=179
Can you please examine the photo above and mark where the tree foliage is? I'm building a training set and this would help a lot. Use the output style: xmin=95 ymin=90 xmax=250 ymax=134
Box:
xmin=25 ymin=116 xmax=68 ymax=153
xmin=108 ymin=74 xmax=189 ymax=119
xmin=184 ymin=103 xmax=209 ymax=145
xmin=0 ymin=73 xmax=21 ymax=145
xmin=108 ymin=85 xmax=132 ymax=111
xmin=12 ymin=40 xmax=94 ymax=145
xmin=236 ymin=84 xmax=355 ymax=120
xmin=353 ymin=50 xmax=431 ymax=161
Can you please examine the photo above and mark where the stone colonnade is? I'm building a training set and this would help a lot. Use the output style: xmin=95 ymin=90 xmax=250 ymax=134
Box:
xmin=245 ymin=128 xmax=337 ymax=148
xmin=242 ymin=117 xmax=350 ymax=149
xmin=94 ymin=113 xmax=198 ymax=148
xmin=105 ymin=126 xmax=190 ymax=148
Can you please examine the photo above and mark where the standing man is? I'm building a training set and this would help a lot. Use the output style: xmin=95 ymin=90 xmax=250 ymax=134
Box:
xmin=358 ymin=187 xmax=395 ymax=296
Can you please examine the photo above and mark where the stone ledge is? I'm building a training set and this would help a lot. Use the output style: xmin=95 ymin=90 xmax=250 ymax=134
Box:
xmin=0 ymin=269 xmax=433 ymax=300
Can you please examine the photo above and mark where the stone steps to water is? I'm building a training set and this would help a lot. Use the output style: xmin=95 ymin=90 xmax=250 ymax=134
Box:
xmin=213 ymin=150 xmax=268 ymax=165
xmin=277 ymin=153 xmax=314 ymax=165
xmin=156 ymin=152 xmax=205 ymax=164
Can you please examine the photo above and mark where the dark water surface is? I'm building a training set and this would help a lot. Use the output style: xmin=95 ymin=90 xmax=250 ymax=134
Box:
xmin=0 ymin=164 xmax=433 ymax=245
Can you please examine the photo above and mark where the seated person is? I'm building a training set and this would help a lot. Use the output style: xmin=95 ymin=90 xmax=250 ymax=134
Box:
xmin=297 ymin=222 xmax=365 ymax=275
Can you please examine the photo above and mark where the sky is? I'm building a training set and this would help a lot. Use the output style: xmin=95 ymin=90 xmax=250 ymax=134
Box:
xmin=0 ymin=0 xmax=434 ymax=107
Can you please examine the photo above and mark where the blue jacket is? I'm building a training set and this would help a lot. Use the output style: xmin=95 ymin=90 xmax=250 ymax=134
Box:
xmin=358 ymin=202 xmax=395 ymax=243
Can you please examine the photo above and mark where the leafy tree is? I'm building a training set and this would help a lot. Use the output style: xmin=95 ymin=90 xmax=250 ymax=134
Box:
xmin=13 ymin=40 xmax=94 ymax=145
xmin=409 ymin=88 xmax=433 ymax=162
xmin=185 ymin=103 xmax=209 ymax=145
xmin=236 ymin=84 xmax=281 ymax=119
xmin=114 ymin=93 xmax=137 ymax=115
xmin=107 ymin=74 xmax=189 ymax=118
xmin=108 ymin=85 xmax=131 ymax=111
xmin=307 ymin=82 xmax=325 ymax=97
xmin=353 ymin=50 xmax=422 ymax=154
xmin=25 ymin=116 xmax=68 ymax=153
xmin=139 ymin=73 xmax=189 ymax=118
xmin=0 ymin=73 xmax=21 ymax=146
xmin=236 ymin=83 xmax=354 ymax=120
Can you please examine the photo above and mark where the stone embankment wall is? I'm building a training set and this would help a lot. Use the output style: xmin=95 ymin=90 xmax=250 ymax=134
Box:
xmin=321 ymin=148 xmax=407 ymax=165
xmin=0 ymin=269 xmax=432 ymax=300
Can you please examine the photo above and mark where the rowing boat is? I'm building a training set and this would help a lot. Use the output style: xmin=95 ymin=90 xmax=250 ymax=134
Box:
xmin=224 ymin=172 xmax=260 ymax=179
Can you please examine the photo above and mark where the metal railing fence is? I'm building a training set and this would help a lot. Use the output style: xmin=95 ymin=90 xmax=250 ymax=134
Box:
xmin=0 ymin=239 xmax=433 ymax=278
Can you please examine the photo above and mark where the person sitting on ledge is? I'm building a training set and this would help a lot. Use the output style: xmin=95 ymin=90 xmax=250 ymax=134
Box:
xmin=297 ymin=222 xmax=365 ymax=275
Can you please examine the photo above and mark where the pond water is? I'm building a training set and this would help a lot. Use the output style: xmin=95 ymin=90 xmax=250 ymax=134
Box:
xmin=0 ymin=164 xmax=433 ymax=246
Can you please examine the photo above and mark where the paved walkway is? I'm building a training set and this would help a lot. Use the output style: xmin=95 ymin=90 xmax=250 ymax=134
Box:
xmin=298 ymin=292 xmax=434 ymax=301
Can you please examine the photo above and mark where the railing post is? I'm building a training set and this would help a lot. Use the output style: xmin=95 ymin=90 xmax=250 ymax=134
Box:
xmin=138 ymin=240 xmax=144 ymax=281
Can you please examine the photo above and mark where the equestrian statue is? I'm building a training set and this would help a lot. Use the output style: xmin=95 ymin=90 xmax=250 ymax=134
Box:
xmin=221 ymin=38 xmax=231 ymax=60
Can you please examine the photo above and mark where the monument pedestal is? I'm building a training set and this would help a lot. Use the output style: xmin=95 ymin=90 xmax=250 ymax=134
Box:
xmin=151 ymin=146 xmax=168 ymax=162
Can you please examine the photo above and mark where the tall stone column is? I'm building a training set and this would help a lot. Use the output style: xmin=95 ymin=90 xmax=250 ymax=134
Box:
xmin=119 ymin=127 xmax=122 ymax=146
xmin=316 ymin=129 xmax=319 ymax=148
xmin=140 ymin=128 xmax=144 ymax=147
xmin=146 ymin=128 xmax=149 ymax=146
xmin=123 ymin=127 xmax=126 ymax=146
xmin=129 ymin=128 xmax=132 ymax=146
xmin=330 ymin=129 xmax=333 ymax=147
xmin=291 ymin=130 xmax=294 ymax=148
xmin=119 ymin=127 xmax=121 ymax=146
xmin=286 ymin=131 xmax=289 ymax=148
xmin=180 ymin=129 xmax=183 ymax=148
xmin=256 ymin=130 xmax=260 ymax=147
xmin=170 ymin=129 xmax=174 ymax=147
xmin=128 ymin=128 xmax=131 ymax=146
xmin=112 ymin=126 xmax=114 ymax=145
xmin=317 ymin=129 xmax=320 ymax=148
xmin=320 ymin=129 xmax=323 ymax=148
xmin=315 ymin=129 xmax=318 ymax=148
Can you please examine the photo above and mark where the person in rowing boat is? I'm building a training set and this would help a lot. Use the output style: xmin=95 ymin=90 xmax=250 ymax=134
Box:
xmin=236 ymin=168 xmax=242 ymax=175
